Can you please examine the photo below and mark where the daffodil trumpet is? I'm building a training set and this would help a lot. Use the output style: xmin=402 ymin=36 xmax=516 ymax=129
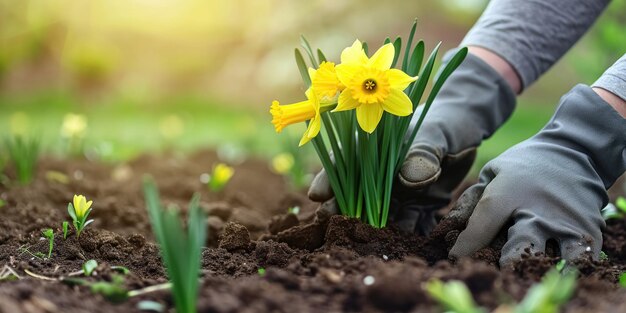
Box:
xmin=68 ymin=194 xmax=95 ymax=239
xmin=270 ymin=21 xmax=467 ymax=228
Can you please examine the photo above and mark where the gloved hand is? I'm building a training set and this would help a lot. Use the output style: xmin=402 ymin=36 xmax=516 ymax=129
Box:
xmin=447 ymin=85 xmax=626 ymax=266
xmin=308 ymin=50 xmax=517 ymax=233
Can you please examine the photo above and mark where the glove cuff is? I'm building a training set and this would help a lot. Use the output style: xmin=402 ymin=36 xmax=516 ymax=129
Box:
xmin=411 ymin=49 xmax=517 ymax=158
xmin=539 ymin=84 xmax=626 ymax=188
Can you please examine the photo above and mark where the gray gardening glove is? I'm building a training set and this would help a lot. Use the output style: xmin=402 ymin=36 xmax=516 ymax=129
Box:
xmin=447 ymin=84 xmax=626 ymax=266
xmin=308 ymin=51 xmax=517 ymax=234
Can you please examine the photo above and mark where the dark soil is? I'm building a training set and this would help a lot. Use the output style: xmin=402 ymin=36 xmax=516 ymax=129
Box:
xmin=0 ymin=150 xmax=625 ymax=313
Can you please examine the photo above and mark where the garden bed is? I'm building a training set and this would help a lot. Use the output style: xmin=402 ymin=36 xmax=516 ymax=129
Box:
xmin=0 ymin=150 xmax=625 ymax=312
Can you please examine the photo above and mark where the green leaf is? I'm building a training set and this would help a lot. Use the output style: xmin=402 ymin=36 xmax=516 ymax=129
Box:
xmin=67 ymin=203 xmax=77 ymax=222
xmin=407 ymin=41 xmax=425 ymax=77
xmin=83 ymin=259 xmax=98 ymax=276
xmin=317 ymin=49 xmax=327 ymax=63
xmin=391 ymin=37 xmax=402 ymax=68
xmin=619 ymin=272 xmax=626 ymax=287
xmin=425 ymin=279 xmax=485 ymax=313
xmin=300 ymin=36 xmax=319 ymax=68
xmin=111 ymin=266 xmax=130 ymax=275
xmin=294 ymin=49 xmax=312 ymax=87
xmin=402 ymin=20 xmax=418 ymax=72
xmin=62 ymin=221 xmax=69 ymax=239
xmin=362 ymin=42 xmax=369 ymax=55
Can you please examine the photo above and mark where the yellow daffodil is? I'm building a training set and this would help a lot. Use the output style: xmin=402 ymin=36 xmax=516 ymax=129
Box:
xmin=61 ymin=113 xmax=88 ymax=139
xmin=271 ymin=89 xmax=333 ymax=146
xmin=334 ymin=40 xmax=418 ymax=133
xmin=309 ymin=61 xmax=345 ymax=103
xmin=73 ymin=194 xmax=93 ymax=219
xmin=271 ymin=153 xmax=294 ymax=174
xmin=68 ymin=194 xmax=95 ymax=239
xmin=209 ymin=163 xmax=234 ymax=192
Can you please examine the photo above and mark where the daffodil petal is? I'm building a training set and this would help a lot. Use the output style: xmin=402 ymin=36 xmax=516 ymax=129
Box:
xmin=368 ymin=43 xmax=394 ymax=70
xmin=298 ymin=117 xmax=318 ymax=146
xmin=335 ymin=64 xmax=362 ymax=86
xmin=356 ymin=104 xmax=384 ymax=133
xmin=308 ymin=67 xmax=317 ymax=81
xmin=341 ymin=40 xmax=368 ymax=65
xmin=387 ymin=69 xmax=418 ymax=91
xmin=335 ymin=89 xmax=361 ymax=112
xmin=86 ymin=200 xmax=93 ymax=210
xmin=381 ymin=88 xmax=413 ymax=116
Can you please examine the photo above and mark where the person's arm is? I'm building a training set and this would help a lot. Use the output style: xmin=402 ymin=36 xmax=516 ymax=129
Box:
xmin=592 ymin=55 xmax=626 ymax=118
xmin=463 ymin=0 xmax=610 ymax=93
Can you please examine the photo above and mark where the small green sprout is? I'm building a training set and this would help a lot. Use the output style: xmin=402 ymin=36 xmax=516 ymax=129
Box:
xmin=0 ymin=199 xmax=5 ymax=208
xmin=619 ymin=273 xmax=626 ymax=287
xmin=62 ymin=221 xmax=69 ymax=239
xmin=208 ymin=163 xmax=234 ymax=192
xmin=111 ymin=266 xmax=130 ymax=275
xmin=601 ymin=197 xmax=626 ymax=220
xmin=258 ymin=268 xmax=266 ymax=277
xmin=17 ymin=244 xmax=45 ymax=260
xmin=42 ymin=228 xmax=54 ymax=259
xmin=68 ymin=195 xmax=94 ymax=239
xmin=425 ymin=279 xmax=485 ymax=313
xmin=599 ymin=251 xmax=609 ymax=261
xmin=144 ymin=177 xmax=206 ymax=313
xmin=4 ymin=135 xmax=40 ymax=185
xmin=514 ymin=269 xmax=577 ymax=313
xmin=83 ymin=259 xmax=98 ymax=276
xmin=555 ymin=260 xmax=566 ymax=272
xmin=287 ymin=206 xmax=300 ymax=215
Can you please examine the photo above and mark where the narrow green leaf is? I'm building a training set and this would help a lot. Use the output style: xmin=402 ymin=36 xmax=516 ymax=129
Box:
xmin=362 ymin=42 xmax=369 ymax=55
xmin=300 ymin=36 xmax=319 ymax=68
xmin=407 ymin=41 xmax=425 ymax=77
xmin=317 ymin=49 xmax=327 ymax=63
xmin=294 ymin=49 xmax=312 ymax=87
xmin=391 ymin=37 xmax=402 ymax=68
xmin=402 ymin=20 xmax=418 ymax=72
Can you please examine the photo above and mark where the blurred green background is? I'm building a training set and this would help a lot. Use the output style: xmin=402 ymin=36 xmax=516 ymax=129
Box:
xmin=1 ymin=0 xmax=624 ymax=176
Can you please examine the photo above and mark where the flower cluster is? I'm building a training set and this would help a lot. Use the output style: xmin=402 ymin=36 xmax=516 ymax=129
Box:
xmin=271 ymin=40 xmax=417 ymax=144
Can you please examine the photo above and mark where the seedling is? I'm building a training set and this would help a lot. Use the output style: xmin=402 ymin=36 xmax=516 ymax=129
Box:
xmin=17 ymin=244 xmax=45 ymax=260
xmin=425 ymin=279 xmax=485 ymax=313
xmin=619 ymin=273 xmax=626 ymax=287
xmin=62 ymin=221 xmax=69 ymax=239
xmin=288 ymin=206 xmax=300 ymax=215
xmin=4 ymin=135 xmax=41 ymax=185
xmin=601 ymin=197 xmax=626 ymax=220
xmin=42 ymin=228 xmax=54 ymax=259
xmin=258 ymin=268 xmax=266 ymax=277
xmin=208 ymin=163 xmax=234 ymax=192
xmin=68 ymin=194 xmax=94 ymax=239
xmin=426 ymin=269 xmax=577 ymax=313
xmin=144 ymin=177 xmax=206 ymax=313
xmin=555 ymin=259 xmax=566 ymax=272
xmin=83 ymin=259 xmax=98 ymax=276
xmin=599 ymin=251 xmax=609 ymax=261
xmin=0 ymin=199 xmax=5 ymax=208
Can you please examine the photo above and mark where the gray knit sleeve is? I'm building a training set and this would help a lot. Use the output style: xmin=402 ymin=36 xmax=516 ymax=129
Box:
xmin=592 ymin=54 xmax=626 ymax=102
xmin=461 ymin=0 xmax=610 ymax=90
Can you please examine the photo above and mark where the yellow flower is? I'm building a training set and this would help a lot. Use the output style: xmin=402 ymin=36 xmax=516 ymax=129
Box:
xmin=334 ymin=40 xmax=418 ymax=133
xmin=272 ymin=153 xmax=294 ymax=174
xmin=271 ymin=89 xmax=332 ymax=146
xmin=309 ymin=61 xmax=345 ymax=103
xmin=209 ymin=163 xmax=234 ymax=191
xmin=61 ymin=113 xmax=88 ymax=139
xmin=159 ymin=114 xmax=184 ymax=140
xmin=73 ymin=194 xmax=93 ymax=219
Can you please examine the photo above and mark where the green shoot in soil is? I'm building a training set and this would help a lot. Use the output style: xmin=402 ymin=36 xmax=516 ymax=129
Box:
xmin=67 ymin=195 xmax=94 ymax=239
xmin=426 ymin=268 xmax=577 ymax=313
xmin=619 ymin=273 xmax=626 ymax=287
xmin=42 ymin=228 xmax=54 ymax=259
xmin=143 ymin=176 xmax=206 ymax=313
xmin=83 ymin=260 xmax=98 ymax=276
xmin=601 ymin=197 xmax=626 ymax=220
xmin=62 ymin=221 xmax=69 ymax=239
xmin=4 ymin=135 xmax=40 ymax=185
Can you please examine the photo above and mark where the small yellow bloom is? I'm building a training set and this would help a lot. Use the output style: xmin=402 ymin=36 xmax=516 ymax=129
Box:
xmin=272 ymin=153 xmax=294 ymax=174
xmin=73 ymin=194 xmax=93 ymax=219
xmin=209 ymin=163 xmax=234 ymax=191
xmin=335 ymin=40 xmax=418 ymax=133
xmin=159 ymin=114 xmax=184 ymax=140
xmin=61 ymin=113 xmax=88 ymax=139
xmin=271 ymin=89 xmax=333 ymax=146
xmin=309 ymin=61 xmax=345 ymax=103
xmin=9 ymin=112 xmax=30 ymax=137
